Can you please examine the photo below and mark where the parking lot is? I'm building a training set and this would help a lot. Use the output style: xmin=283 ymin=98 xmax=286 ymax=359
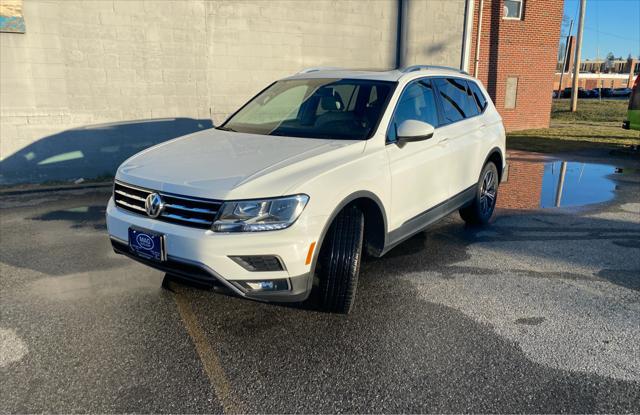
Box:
xmin=1 ymin=151 xmax=639 ymax=413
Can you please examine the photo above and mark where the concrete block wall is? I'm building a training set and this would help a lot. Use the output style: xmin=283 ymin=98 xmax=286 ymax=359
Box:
xmin=205 ymin=0 xmax=399 ymax=124
xmin=404 ymin=0 xmax=466 ymax=69
xmin=1 ymin=0 xmax=210 ymax=160
xmin=1 ymin=0 xmax=466 ymax=169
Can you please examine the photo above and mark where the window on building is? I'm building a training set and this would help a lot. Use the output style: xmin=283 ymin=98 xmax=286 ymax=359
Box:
xmin=387 ymin=80 xmax=439 ymax=142
xmin=503 ymin=0 xmax=523 ymax=20
xmin=434 ymin=78 xmax=478 ymax=124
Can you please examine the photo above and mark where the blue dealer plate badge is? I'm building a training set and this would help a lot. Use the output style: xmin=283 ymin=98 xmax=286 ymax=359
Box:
xmin=128 ymin=227 xmax=165 ymax=262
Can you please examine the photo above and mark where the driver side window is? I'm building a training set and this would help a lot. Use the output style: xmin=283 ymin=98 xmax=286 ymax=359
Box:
xmin=387 ymin=80 xmax=439 ymax=143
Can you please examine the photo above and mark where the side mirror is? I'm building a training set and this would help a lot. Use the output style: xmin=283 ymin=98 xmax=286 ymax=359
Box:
xmin=396 ymin=120 xmax=435 ymax=145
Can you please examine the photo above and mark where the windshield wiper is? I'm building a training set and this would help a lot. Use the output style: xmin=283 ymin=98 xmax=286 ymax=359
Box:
xmin=216 ymin=126 xmax=237 ymax=132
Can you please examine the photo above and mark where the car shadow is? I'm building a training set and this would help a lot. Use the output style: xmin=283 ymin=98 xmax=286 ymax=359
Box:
xmin=0 ymin=117 xmax=213 ymax=186
xmin=31 ymin=205 xmax=108 ymax=231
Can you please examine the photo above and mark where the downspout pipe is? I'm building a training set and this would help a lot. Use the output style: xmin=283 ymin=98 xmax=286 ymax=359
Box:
xmin=396 ymin=0 xmax=408 ymax=69
xmin=461 ymin=0 xmax=475 ymax=72
xmin=473 ymin=0 xmax=484 ymax=77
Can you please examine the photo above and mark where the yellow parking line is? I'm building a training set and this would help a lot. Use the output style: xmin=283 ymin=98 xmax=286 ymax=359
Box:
xmin=172 ymin=285 xmax=243 ymax=414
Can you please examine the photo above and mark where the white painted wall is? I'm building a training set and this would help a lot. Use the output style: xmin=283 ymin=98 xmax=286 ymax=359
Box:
xmin=0 ymin=0 xmax=465 ymax=169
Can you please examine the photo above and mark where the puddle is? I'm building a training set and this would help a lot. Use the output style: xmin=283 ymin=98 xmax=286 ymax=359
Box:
xmin=540 ymin=161 xmax=616 ymax=208
xmin=498 ymin=157 xmax=625 ymax=210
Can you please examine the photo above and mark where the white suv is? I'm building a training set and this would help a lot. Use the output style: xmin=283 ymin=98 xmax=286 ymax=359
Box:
xmin=107 ymin=66 xmax=506 ymax=313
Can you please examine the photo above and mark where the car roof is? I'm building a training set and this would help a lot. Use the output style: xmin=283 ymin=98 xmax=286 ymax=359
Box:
xmin=284 ymin=65 xmax=473 ymax=83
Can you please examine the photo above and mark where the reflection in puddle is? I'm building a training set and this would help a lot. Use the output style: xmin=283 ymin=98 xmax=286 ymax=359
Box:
xmin=541 ymin=162 xmax=616 ymax=208
xmin=499 ymin=157 xmax=621 ymax=210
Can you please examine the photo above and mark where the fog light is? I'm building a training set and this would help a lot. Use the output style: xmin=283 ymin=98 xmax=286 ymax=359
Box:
xmin=235 ymin=279 xmax=290 ymax=292
xmin=229 ymin=255 xmax=284 ymax=272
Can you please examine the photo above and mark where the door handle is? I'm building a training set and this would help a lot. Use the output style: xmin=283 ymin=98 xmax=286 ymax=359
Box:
xmin=438 ymin=137 xmax=449 ymax=146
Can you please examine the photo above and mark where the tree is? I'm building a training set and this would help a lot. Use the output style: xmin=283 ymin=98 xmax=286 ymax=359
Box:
xmin=606 ymin=52 xmax=615 ymax=62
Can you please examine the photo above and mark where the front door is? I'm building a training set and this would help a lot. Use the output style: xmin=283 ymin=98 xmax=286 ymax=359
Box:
xmin=385 ymin=79 xmax=452 ymax=234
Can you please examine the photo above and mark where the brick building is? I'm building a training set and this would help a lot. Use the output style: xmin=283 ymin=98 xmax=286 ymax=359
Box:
xmin=553 ymin=41 xmax=639 ymax=90
xmin=467 ymin=0 xmax=564 ymax=131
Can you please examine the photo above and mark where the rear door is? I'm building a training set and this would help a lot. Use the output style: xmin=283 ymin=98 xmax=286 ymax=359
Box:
xmin=432 ymin=77 xmax=483 ymax=197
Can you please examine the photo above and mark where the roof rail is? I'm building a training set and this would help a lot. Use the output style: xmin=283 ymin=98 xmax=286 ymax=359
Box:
xmin=401 ymin=65 xmax=469 ymax=75
xmin=297 ymin=66 xmax=344 ymax=74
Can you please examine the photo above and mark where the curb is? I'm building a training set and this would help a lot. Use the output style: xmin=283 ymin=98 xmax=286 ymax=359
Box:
xmin=0 ymin=182 xmax=113 ymax=196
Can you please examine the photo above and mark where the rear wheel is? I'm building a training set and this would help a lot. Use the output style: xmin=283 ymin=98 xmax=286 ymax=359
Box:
xmin=314 ymin=205 xmax=364 ymax=314
xmin=460 ymin=162 xmax=499 ymax=225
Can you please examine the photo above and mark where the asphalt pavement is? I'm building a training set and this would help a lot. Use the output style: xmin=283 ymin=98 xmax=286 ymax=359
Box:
xmin=1 ymin=152 xmax=639 ymax=413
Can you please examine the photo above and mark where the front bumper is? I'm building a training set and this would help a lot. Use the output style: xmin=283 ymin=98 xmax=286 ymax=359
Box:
xmin=106 ymin=197 xmax=325 ymax=302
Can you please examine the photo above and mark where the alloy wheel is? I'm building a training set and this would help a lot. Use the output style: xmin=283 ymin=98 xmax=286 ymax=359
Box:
xmin=480 ymin=169 xmax=497 ymax=216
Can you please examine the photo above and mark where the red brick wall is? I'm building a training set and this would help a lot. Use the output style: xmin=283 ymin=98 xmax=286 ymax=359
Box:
xmin=470 ymin=0 xmax=564 ymax=131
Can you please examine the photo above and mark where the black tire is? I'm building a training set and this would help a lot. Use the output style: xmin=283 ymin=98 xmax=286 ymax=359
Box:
xmin=315 ymin=204 xmax=364 ymax=314
xmin=459 ymin=161 xmax=499 ymax=226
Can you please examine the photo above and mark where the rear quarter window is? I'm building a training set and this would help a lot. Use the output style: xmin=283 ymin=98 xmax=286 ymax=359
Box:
xmin=434 ymin=78 xmax=479 ymax=123
xmin=468 ymin=81 xmax=488 ymax=112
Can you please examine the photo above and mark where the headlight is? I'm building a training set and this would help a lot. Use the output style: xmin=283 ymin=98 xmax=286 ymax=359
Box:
xmin=212 ymin=194 xmax=309 ymax=232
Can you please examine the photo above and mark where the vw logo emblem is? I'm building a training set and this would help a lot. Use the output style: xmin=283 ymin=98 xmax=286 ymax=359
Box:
xmin=145 ymin=193 xmax=164 ymax=218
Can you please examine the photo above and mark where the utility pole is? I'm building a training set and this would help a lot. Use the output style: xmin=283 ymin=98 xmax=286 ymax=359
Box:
xmin=596 ymin=45 xmax=602 ymax=101
xmin=557 ymin=19 xmax=574 ymax=99
xmin=570 ymin=0 xmax=586 ymax=111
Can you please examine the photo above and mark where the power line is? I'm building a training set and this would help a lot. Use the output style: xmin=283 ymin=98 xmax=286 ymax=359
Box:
xmin=584 ymin=25 xmax=639 ymax=41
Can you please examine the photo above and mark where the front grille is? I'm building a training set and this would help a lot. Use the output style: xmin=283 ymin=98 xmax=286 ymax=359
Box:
xmin=113 ymin=181 xmax=222 ymax=229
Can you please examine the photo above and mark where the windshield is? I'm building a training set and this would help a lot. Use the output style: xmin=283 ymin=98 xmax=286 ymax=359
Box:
xmin=219 ymin=78 xmax=396 ymax=140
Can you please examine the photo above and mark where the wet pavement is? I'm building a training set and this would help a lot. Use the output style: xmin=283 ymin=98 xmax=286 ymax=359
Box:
xmin=1 ymin=151 xmax=639 ymax=413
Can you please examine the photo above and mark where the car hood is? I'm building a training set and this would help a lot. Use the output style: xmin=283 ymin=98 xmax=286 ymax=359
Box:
xmin=116 ymin=128 xmax=363 ymax=199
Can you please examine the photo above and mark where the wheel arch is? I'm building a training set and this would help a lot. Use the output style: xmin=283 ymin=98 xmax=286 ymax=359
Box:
xmin=484 ymin=147 xmax=505 ymax=182
xmin=307 ymin=191 xmax=388 ymax=288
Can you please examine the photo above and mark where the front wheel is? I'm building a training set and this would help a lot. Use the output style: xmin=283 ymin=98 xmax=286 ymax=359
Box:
xmin=313 ymin=205 xmax=364 ymax=314
xmin=459 ymin=162 xmax=499 ymax=225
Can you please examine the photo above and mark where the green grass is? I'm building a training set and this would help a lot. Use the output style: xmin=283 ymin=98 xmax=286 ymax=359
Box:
xmin=550 ymin=98 xmax=629 ymax=122
xmin=507 ymin=98 xmax=639 ymax=153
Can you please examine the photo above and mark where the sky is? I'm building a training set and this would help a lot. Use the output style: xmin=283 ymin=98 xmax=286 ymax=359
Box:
xmin=562 ymin=0 xmax=640 ymax=60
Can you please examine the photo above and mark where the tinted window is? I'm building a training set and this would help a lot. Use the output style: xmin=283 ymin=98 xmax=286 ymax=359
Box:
xmin=434 ymin=78 xmax=479 ymax=123
xmin=221 ymin=79 xmax=395 ymax=140
xmin=464 ymin=81 xmax=481 ymax=117
xmin=387 ymin=80 xmax=439 ymax=142
xmin=468 ymin=81 xmax=488 ymax=112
